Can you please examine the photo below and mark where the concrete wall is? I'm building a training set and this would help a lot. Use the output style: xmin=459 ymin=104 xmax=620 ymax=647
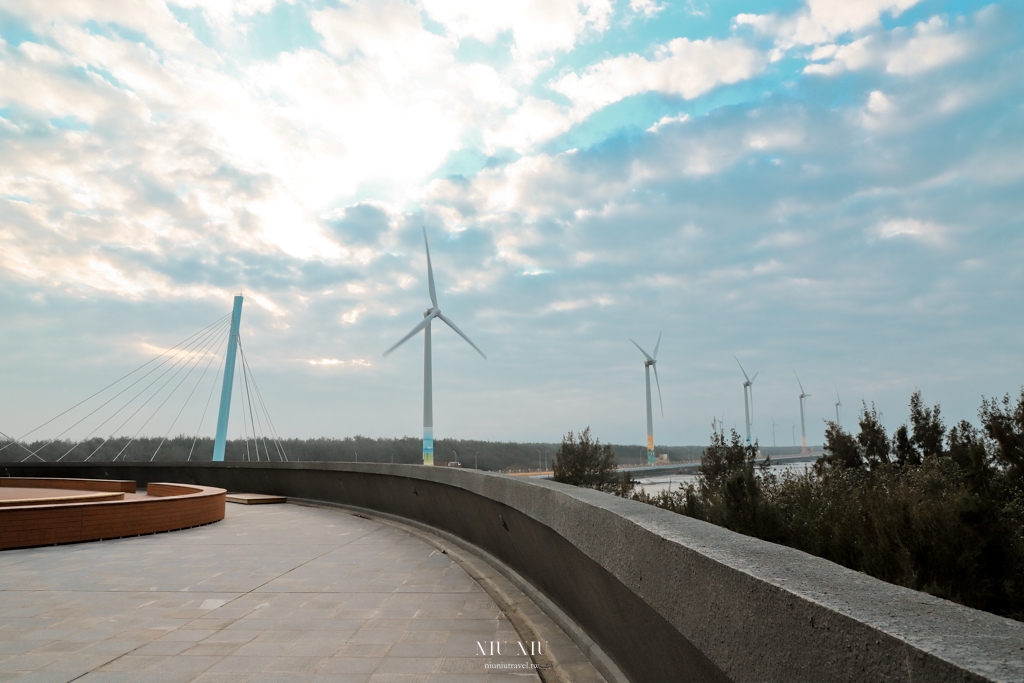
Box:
xmin=3 ymin=462 xmax=1022 ymax=683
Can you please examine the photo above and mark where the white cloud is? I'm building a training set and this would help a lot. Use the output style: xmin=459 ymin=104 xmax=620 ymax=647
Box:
xmin=490 ymin=37 xmax=765 ymax=151
xmin=805 ymin=17 xmax=972 ymax=76
xmin=873 ymin=218 xmax=947 ymax=245
xmin=552 ymin=37 xmax=765 ymax=117
xmin=736 ymin=0 xmax=922 ymax=48
xmin=630 ymin=0 xmax=665 ymax=19
xmin=419 ymin=0 xmax=613 ymax=57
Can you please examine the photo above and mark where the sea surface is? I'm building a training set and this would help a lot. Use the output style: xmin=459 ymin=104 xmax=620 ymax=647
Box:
xmin=633 ymin=461 xmax=815 ymax=495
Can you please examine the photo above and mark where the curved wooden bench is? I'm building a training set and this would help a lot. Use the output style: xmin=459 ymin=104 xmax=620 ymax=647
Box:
xmin=0 ymin=489 xmax=125 ymax=507
xmin=0 ymin=479 xmax=225 ymax=550
xmin=0 ymin=477 xmax=135 ymax=493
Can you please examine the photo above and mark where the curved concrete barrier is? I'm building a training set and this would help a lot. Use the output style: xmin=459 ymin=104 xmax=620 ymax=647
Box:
xmin=2 ymin=462 xmax=1021 ymax=683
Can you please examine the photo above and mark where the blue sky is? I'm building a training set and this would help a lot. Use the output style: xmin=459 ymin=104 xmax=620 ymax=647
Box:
xmin=1 ymin=0 xmax=1022 ymax=449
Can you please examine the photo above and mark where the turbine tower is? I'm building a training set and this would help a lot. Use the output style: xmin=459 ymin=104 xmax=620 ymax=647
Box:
xmin=384 ymin=228 xmax=485 ymax=466
xmin=631 ymin=333 xmax=663 ymax=466
xmin=795 ymin=372 xmax=811 ymax=454
xmin=735 ymin=357 xmax=757 ymax=446
xmin=834 ymin=383 xmax=842 ymax=426
xmin=771 ymin=415 xmax=778 ymax=449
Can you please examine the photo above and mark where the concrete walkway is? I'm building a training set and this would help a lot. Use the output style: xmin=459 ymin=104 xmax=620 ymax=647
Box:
xmin=0 ymin=502 xmax=586 ymax=682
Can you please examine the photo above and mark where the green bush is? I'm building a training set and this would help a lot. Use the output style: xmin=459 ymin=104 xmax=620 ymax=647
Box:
xmin=553 ymin=427 xmax=634 ymax=495
xmin=631 ymin=392 xmax=1024 ymax=621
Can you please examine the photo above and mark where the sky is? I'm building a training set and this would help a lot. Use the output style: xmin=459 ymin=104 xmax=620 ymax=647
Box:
xmin=1 ymin=0 xmax=1023 ymax=450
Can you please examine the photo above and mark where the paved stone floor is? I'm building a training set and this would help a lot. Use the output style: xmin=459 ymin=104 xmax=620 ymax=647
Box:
xmin=0 ymin=503 xmax=545 ymax=682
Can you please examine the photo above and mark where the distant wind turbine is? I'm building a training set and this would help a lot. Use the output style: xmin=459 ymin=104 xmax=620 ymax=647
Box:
xmin=795 ymin=372 xmax=810 ymax=454
xmin=383 ymin=227 xmax=486 ymax=466
xmin=834 ymin=383 xmax=843 ymax=426
xmin=631 ymin=333 xmax=663 ymax=465
xmin=735 ymin=357 xmax=758 ymax=446
xmin=771 ymin=415 xmax=778 ymax=449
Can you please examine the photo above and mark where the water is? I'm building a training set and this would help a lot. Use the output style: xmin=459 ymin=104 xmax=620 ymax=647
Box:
xmin=633 ymin=461 xmax=815 ymax=495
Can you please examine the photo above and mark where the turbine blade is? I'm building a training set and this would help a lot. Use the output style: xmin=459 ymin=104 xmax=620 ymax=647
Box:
xmin=631 ymin=339 xmax=654 ymax=362
xmin=750 ymin=371 xmax=758 ymax=385
xmin=436 ymin=312 xmax=486 ymax=359
xmin=795 ymin=371 xmax=805 ymax=395
xmin=653 ymin=363 xmax=663 ymax=417
xmin=423 ymin=226 xmax=437 ymax=309
xmin=734 ymin=356 xmax=750 ymax=382
xmin=383 ymin=312 xmax=437 ymax=357
xmin=652 ymin=331 xmax=662 ymax=360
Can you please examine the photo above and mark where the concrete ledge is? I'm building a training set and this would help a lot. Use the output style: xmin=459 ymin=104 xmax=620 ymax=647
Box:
xmin=3 ymin=462 xmax=1022 ymax=683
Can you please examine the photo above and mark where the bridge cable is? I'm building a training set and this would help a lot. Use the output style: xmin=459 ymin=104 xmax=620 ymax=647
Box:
xmin=238 ymin=343 xmax=263 ymax=461
xmin=0 ymin=428 xmax=41 ymax=461
xmin=237 ymin=339 xmax=287 ymax=461
xmin=59 ymin=317 xmax=231 ymax=462
xmin=66 ymin=317 xmax=230 ymax=463
xmin=237 ymin=342 xmax=269 ymax=461
xmin=239 ymin=343 xmax=273 ymax=462
xmin=108 ymin=318 xmax=230 ymax=462
xmin=235 ymin=342 xmax=252 ymax=462
xmin=2 ymin=313 xmax=230 ymax=454
xmin=151 ymin=324 xmax=230 ymax=461
xmin=92 ymin=318 xmax=231 ymax=463
xmin=188 ymin=343 xmax=227 ymax=462
xmin=23 ymin=315 xmax=230 ymax=462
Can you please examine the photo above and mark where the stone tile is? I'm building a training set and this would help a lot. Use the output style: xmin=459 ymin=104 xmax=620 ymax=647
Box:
xmin=0 ymin=654 xmax=64 ymax=672
xmin=374 ymin=657 xmax=440 ymax=674
xmin=0 ymin=505 xmax=564 ymax=683
xmin=262 ymin=657 xmax=324 ymax=673
xmin=315 ymin=656 xmax=382 ymax=674
xmin=98 ymin=655 xmax=166 ymax=672
xmin=180 ymin=642 xmax=241 ymax=656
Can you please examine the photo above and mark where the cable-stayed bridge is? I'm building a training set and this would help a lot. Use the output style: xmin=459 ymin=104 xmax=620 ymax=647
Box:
xmin=0 ymin=295 xmax=286 ymax=463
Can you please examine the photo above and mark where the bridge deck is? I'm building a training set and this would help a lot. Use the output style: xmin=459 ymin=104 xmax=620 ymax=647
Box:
xmin=0 ymin=502 xmax=579 ymax=682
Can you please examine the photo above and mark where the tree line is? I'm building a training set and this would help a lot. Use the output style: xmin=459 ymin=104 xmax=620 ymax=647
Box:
xmin=0 ymin=433 xmax=707 ymax=469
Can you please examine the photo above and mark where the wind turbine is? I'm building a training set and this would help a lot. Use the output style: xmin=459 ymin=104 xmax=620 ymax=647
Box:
xmin=383 ymin=227 xmax=486 ymax=466
xmin=735 ymin=357 xmax=757 ymax=446
xmin=771 ymin=415 xmax=778 ymax=449
xmin=834 ymin=383 xmax=842 ymax=426
xmin=631 ymin=333 xmax=663 ymax=465
xmin=795 ymin=372 xmax=810 ymax=454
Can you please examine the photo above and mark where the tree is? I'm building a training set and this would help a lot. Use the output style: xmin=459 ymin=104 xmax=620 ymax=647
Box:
xmin=691 ymin=423 xmax=779 ymax=539
xmin=946 ymin=419 xmax=991 ymax=492
xmin=857 ymin=402 xmax=890 ymax=468
xmin=818 ymin=421 xmax=862 ymax=470
xmin=552 ymin=428 xmax=622 ymax=493
xmin=979 ymin=389 xmax=1024 ymax=489
xmin=909 ymin=390 xmax=946 ymax=459
xmin=892 ymin=424 xmax=920 ymax=467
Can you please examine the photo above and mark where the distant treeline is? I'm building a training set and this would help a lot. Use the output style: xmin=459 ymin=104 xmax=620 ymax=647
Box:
xmin=0 ymin=434 xmax=723 ymax=469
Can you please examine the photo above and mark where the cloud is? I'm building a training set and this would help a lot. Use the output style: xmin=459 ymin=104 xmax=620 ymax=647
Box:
xmin=804 ymin=16 xmax=972 ymax=76
xmin=1 ymin=1 xmax=1022 ymax=446
xmin=736 ymin=0 xmax=923 ymax=48
xmin=551 ymin=37 xmax=766 ymax=116
xmin=419 ymin=0 xmax=613 ymax=57
xmin=489 ymin=37 xmax=765 ymax=151
xmin=872 ymin=218 xmax=947 ymax=245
